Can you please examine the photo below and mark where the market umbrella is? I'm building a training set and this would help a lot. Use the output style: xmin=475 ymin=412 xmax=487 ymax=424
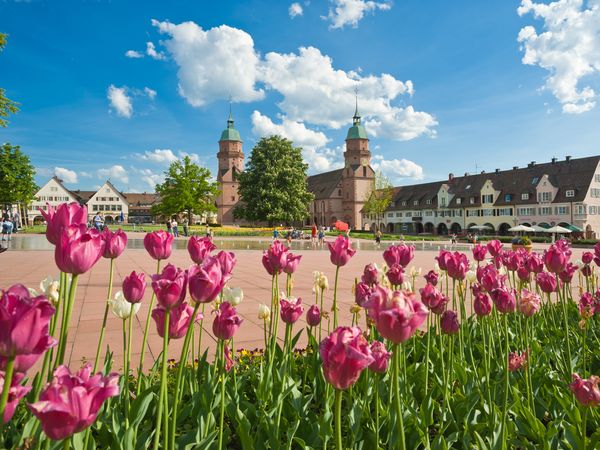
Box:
xmin=508 ymin=225 xmax=535 ymax=233
xmin=545 ymin=225 xmax=572 ymax=234
xmin=334 ymin=220 xmax=349 ymax=232
xmin=469 ymin=225 xmax=493 ymax=231
xmin=530 ymin=225 xmax=549 ymax=232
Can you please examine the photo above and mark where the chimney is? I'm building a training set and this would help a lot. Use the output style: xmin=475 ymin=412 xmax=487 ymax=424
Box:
xmin=551 ymin=157 xmax=557 ymax=164
xmin=528 ymin=161 xmax=535 ymax=168
xmin=513 ymin=166 xmax=518 ymax=170
xmin=448 ymin=173 xmax=454 ymax=181
xmin=464 ymin=172 xmax=469 ymax=177
xmin=566 ymin=155 xmax=571 ymax=162
xmin=480 ymin=170 xmax=485 ymax=174
xmin=495 ymin=168 xmax=500 ymax=173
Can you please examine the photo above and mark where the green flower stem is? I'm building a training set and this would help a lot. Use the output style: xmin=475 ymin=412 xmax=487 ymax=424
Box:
xmin=121 ymin=318 xmax=129 ymax=428
xmin=375 ymin=375 xmax=380 ymax=448
xmin=0 ymin=356 xmax=15 ymax=434
xmin=170 ymin=302 xmax=201 ymax=450
xmin=334 ymin=389 xmax=343 ymax=450
xmin=582 ymin=407 xmax=588 ymax=450
xmin=501 ymin=314 xmax=510 ymax=450
xmin=523 ymin=318 xmax=533 ymax=413
xmin=196 ymin=303 xmax=206 ymax=361
xmin=393 ymin=343 xmax=406 ymax=450
xmin=319 ymin=288 xmax=325 ymax=343
xmin=137 ymin=259 xmax=161 ymax=396
xmin=152 ymin=308 xmax=170 ymax=450
xmin=93 ymin=258 xmax=114 ymax=372
xmin=556 ymin=275 xmax=573 ymax=377
xmin=268 ymin=275 xmax=276 ymax=337
xmin=333 ymin=266 xmax=340 ymax=328
xmin=124 ymin=313 xmax=133 ymax=425
xmin=424 ymin=314 xmax=431 ymax=390
xmin=62 ymin=437 xmax=71 ymax=450
xmin=56 ymin=274 xmax=79 ymax=366
xmin=582 ymin=323 xmax=588 ymax=377
xmin=217 ymin=341 xmax=226 ymax=450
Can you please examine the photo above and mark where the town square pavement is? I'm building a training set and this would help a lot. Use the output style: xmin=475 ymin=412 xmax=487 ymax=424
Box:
xmin=0 ymin=234 xmax=588 ymax=372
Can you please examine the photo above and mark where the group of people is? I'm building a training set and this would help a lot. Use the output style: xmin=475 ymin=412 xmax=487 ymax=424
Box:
xmin=165 ymin=218 xmax=191 ymax=237
xmin=272 ymin=225 xmax=327 ymax=245
xmin=1 ymin=209 xmax=21 ymax=253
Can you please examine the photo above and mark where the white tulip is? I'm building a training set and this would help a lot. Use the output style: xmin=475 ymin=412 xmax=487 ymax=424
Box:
xmin=40 ymin=275 xmax=60 ymax=305
xmin=410 ymin=266 xmax=422 ymax=277
xmin=433 ymin=263 xmax=441 ymax=274
xmin=498 ymin=267 xmax=507 ymax=276
xmin=258 ymin=303 xmax=271 ymax=321
xmin=223 ymin=286 xmax=243 ymax=306
xmin=28 ymin=288 xmax=39 ymax=297
xmin=401 ymin=280 xmax=412 ymax=291
xmin=312 ymin=271 xmax=329 ymax=291
xmin=108 ymin=291 xmax=140 ymax=320
xmin=466 ymin=270 xmax=477 ymax=284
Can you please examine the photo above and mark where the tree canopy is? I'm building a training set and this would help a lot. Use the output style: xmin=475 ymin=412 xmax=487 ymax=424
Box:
xmin=0 ymin=143 xmax=37 ymax=205
xmin=0 ymin=33 xmax=19 ymax=127
xmin=362 ymin=170 xmax=394 ymax=231
xmin=234 ymin=135 xmax=314 ymax=225
xmin=152 ymin=156 xmax=219 ymax=222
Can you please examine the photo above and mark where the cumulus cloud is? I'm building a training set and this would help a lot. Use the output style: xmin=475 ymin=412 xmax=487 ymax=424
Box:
xmin=326 ymin=0 xmax=392 ymax=29
xmin=145 ymin=21 xmax=436 ymax=141
xmin=152 ymin=20 xmax=264 ymax=106
xmin=134 ymin=148 xmax=201 ymax=165
xmin=107 ymin=85 xmax=133 ymax=118
xmin=54 ymin=167 xmax=78 ymax=183
xmin=517 ymin=0 xmax=600 ymax=114
xmin=289 ymin=2 xmax=303 ymax=17
xmin=97 ymin=165 xmax=129 ymax=184
xmin=371 ymin=154 xmax=424 ymax=183
xmin=131 ymin=167 xmax=165 ymax=189
xmin=144 ymin=87 xmax=157 ymax=99
xmin=125 ymin=50 xmax=143 ymax=58
xmin=146 ymin=41 xmax=166 ymax=60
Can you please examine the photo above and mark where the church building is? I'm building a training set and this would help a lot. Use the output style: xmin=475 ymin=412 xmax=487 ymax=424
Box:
xmin=215 ymin=104 xmax=375 ymax=229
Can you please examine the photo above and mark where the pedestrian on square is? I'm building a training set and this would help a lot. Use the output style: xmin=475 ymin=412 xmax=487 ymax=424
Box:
xmin=166 ymin=219 xmax=172 ymax=235
xmin=183 ymin=219 xmax=189 ymax=237
xmin=311 ymin=223 xmax=317 ymax=244
xmin=93 ymin=212 xmax=103 ymax=231
xmin=206 ymin=225 xmax=211 ymax=238
xmin=273 ymin=227 xmax=279 ymax=240
xmin=375 ymin=229 xmax=382 ymax=246
xmin=172 ymin=218 xmax=179 ymax=237
xmin=318 ymin=227 xmax=325 ymax=245
xmin=2 ymin=217 xmax=14 ymax=242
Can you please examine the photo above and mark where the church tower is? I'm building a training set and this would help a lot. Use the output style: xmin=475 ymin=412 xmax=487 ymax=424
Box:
xmin=341 ymin=98 xmax=374 ymax=229
xmin=216 ymin=108 xmax=243 ymax=224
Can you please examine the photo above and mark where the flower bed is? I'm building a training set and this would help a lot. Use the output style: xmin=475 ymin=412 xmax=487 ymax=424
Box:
xmin=1 ymin=202 xmax=600 ymax=449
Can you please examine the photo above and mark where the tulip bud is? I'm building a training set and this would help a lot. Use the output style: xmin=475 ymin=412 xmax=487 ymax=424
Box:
xmin=306 ymin=304 xmax=321 ymax=327
xmin=258 ymin=303 xmax=271 ymax=321
xmin=109 ymin=291 xmax=141 ymax=319
xmin=223 ymin=286 xmax=243 ymax=306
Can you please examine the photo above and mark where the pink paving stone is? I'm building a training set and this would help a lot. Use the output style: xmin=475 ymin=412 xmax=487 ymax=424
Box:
xmin=0 ymin=237 xmax=588 ymax=372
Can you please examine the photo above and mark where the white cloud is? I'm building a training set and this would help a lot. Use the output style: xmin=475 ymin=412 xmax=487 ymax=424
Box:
xmin=54 ymin=167 xmax=78 ymax=184
xmin=131 ymin=167 xmax=164 ymax=189
xmin=80 ymin=171 xmax=93 ymax=178
xmin=97 ymin=165 xmax=129 ymax=185
xmin=326 ymin=0 xmax=392 ymax=29
xmin=289 ymin=2 xmax=304 ymax=17
xmin=135 ymin=149 xmax=201 ymax=165
xmin=144 ymin=87 xmax=157 ymax=99
xmin=125 ymin=50 xmax=143 ymax=58
xmin=146 ymin=41 xmax=166 ymax=60
xmin=107 ymin=85 xmax=133 ymax=118
xmin=152 ymin=20 xmax=264 ymax=106
xmin=364 ymin=106 xmax=438 ymax=140
xmin=179 ymin=151 xmax=201 ymax=164
xmin=517 ymin=0 xmax=600 ymax=114
xmin=371 ymin=155 xmax=424 ymax=183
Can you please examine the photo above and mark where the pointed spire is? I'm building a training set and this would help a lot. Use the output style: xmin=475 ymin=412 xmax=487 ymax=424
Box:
xmin=353 ymin=87 xmax=361 ymax=125
xmin=227 ymin=94 xmax=234 ymax=128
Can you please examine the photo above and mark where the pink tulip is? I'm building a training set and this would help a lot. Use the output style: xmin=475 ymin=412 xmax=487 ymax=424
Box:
xmin=478 ymin=264 xmax=505 ymax=293
xmin=486 ymin=240 xmax=503 ymax=257
xmin=526 ymin=252 xmax=544 ymax=274
xmin=280 ymin=296 xmax=304 ymax=324
xmin=508 ymin=351 xmax=528 ymax=372
xmin=306 ymin=304 xmax=321 ymax=327
xmin=261 ymin=253 xmax=279 ymax=275
xmin=28 ymin=364 xmax=119 ymax=440
xmin=579 ymin=292 xmax=595 ymax=319
xmin=215 ymin=251 xmax=236 ymax=279
xmin=282 ymin=253 xmax=302 ymax=275
xmin=122 ymin=271 xmax=146 ymax=304
xmin=224 ymin=344 xmax=235 ymax=372
xmin=212 ymin=302 xmax=243 ymax=340
xmin=473 ymin=293 xmax=492 ymax=317
xmin=446 ymin=252 xmax=469 ymax=280
xmin=143 ymin=230 xmax=174 ymax=261
xmin=152 ymin=302 xmax=201 ymax=340
xmin=151 ymin=264 xmax=187 ymax=309
xmin=383 ymin=244 xmax=414 ymax=268
xmin=570 ymin=373 xmax=600 ymax=407
xmin=503 ymin=250 xmax=523 ymax=272
xmin=361 ymin=263 xmax=380 ymax=286
xmin=440 ymin=310 xmax=460 ymax=334
xmin=364 ymin=287 xmax=428 ymax=344
xmin=559 ymin=262 xmax=578 ymax=283
xmin=40 ymin=202 xmax=88 ymax=245
xmin=101 ymin=228 xmax=127 ymax=259
xmin=519 ymin=289 xmax=541 ymax=317
xmin=55 ymin=225 xmax=104 ymax=275
xmin=0 ymin=285 xmax=55 ymax=359
xmin=419 ymin=284 xmax=445 ymax=313
xmin=320 ymin=326 xmax=374 ymax=390
xmin=263 ymin=240 xmax=288 ymax=275
xmin=327 ymin=235 xmax=356 ymax=267
xmin=188 ymin=257 xmax=226 ymax=304
xmin=517 ymin=266 xmax=531 ymax=282
xmin=386 ymin=263 xmax=404 ymax=286
xmin=0 ymin=335 xmax=56 ymax=373
xmin=544 ymin=243 xmax=569 ymax=273
xmin=536 ymin=272 xmax=557 ymax=294
xmin=582 ymin=251 xmax=594 ymax=265
xmin=368 ymin=341 xmax=391 ymax=373
xmin=355 ymin=282 xmax=372 ymax=307
xmin=472 ymin=244 xmax=488 ymax=262
xmin=1 ymin=373 xmax=30 ymax=424
xmin=582 ymin=265 xmax=593 ymax=277
xmin=491 ymin=287 xmax=516 ymax=314
xmin=423 ymin=270 xmax=438 ymax=286
xmin=187 ymin=236 xmax=216 ymax=264
xmin=435 ymin=250 xmax=452 ymax=271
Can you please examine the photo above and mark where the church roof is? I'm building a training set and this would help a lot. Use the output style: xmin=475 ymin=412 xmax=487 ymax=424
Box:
xmin=346 ymin=97 xmax=368 ymax=140
xmin=220 ymin=110 xmax=242 ymax=142
xmin=307 ymin=168 xmax=344 ymax=200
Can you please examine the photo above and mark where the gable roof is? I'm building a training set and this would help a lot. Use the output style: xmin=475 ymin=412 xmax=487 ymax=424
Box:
xmin=389 ymin=180 xmax=446 ymax=210
xmin=307 ymin=169 xmax=344 ymax=200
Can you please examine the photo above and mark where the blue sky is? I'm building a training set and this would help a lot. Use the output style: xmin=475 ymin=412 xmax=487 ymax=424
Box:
xmin=1 ymin=0 xmax=599 ymax=193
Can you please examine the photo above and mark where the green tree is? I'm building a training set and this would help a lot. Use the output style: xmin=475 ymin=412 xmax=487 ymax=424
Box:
xmin=0 ymin=33 xmax=19 ymax=127
xmin=0 ymin=143 xmax=37 ymax=205
xmin=362 ymin=170 xmax=394 ymax=232
xmin=152 ymin=156 xmax=219 ymax=223
xmin=234 ymin=135 xmax=314 ymax=225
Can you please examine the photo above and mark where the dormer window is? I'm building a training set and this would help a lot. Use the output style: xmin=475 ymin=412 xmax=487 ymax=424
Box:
xmin=426 ymin=199 xmax=432 ymax=205
xmin=531 ymin=177 xmax=539 ymax=185
xmin=504 ymin=194 xmax=512 ymax=202
xmin=470 ymin=197 xmax=475 ymax=204
xmin=465 ymin=185 xmax=471 ymax=190
xmin=456 ymin=198 xmax=462 ymax=205
xmin=566 ymin=189 xmax=575 ymax=198
xmin=413 ymin=200 xmax=419 ymax=206
xmin=521 ymin=193 xmax=529 ymax=200
xmin=401 ymin=201 xmax=407 ymax=206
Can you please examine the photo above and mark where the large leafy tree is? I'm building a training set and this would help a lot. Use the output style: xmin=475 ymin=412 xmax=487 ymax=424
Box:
xmin=234 ymin=135 xmax=314 ymax=225
xmin=362 ymin=170 xmax=394 ymax=232
xmin=0 ymin=33 xmax=19 ymax=127
xmin=0 ymin=143 xmax=37 ymax=205
xmin=152 ymin=156 xmax=219 ymax=222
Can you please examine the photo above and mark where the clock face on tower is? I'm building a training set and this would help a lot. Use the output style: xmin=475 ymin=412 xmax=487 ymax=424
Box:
xmin=361 ymin=157 xmax=368 ymax=166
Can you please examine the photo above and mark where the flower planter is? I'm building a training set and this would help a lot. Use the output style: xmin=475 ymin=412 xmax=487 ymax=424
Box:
xmin=512 ymin=244 xmax=533 ymax=252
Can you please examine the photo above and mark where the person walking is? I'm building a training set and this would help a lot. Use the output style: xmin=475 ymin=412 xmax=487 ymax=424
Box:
xmin=183 ymin=219 xmax=189 ymax=237
xmin=318 ymin=226 xmax=325 ymax=245
xmin=166 ymin=219 xmax=172 ymax=235
xmin=172 ymin=218 xmax=179 ymax=237
xmin=311 ymin=223 xmax=317 ymax=244
xmin=273 ymin=227 xmax=279 ymax=240
xmin=375 ymin=229 xmax=382 ymax=246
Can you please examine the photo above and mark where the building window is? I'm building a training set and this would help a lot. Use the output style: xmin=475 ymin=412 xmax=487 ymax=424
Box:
xmin=521 ymin=193 xmax=529 ymax=200
xmin=231 ymin=196 xmax=235 ymax=201
xmin=592 ymin=188 xmax=600 ymax=198
xmin=565 ymin=190 xmax=575 ymax=198
xmin=426 ymin=199 xmax=432 ymax=205
xmin=50 ymin=187 xmax=58 ymax=192
xmin=483 ymin=209 xmax=493 ymax=216
xmin=362 ymin=167 xmax=367 ymax=177
xmin=338 ymin=189 xmax=341 ymax=196
xmin=555 ymin=206 xmax=569 ymax=215
xmin=425 ymin=210 xmax=433 ymax=217
xmin=482 ymin=194 xmax=493 ymax=204
xmin=575 ymin=205 xmax=586 ymax=215
xmin=405 ymin=212 xmax=412 ymax=218
xmin=517 ymin=207 xmax=535 ymax=216
xmin=413 ymin=200 xmax=419 ymax=206
xmin=539 ymin=207 xmax=552 ymax=215
xmin=504 ymin=194 xmax=512 ymax=202
xmin=590 ymin=206 xmax=598 ymax=215
xmin=93 ymin=205 xmax=98 ymax=211
xmin=595 ymin=174 xmax=600 ymax=183
xmin=456 ymin=198 xmax=462 ymax=205
xmin=387 ymin=213 xmax=394 ymax=218
xmin=498 ymin=208 xmax=513 ymax=216
xmin=470 ymin=197 xmax=476 ymax=204
xmin=531 ymin=177 xmax=539 ymax=185
xmin=538 ymin=192 xmax=552 ymax=202
xmin=106 ymin=188 xmax=110 ymax=193
xmin=441 ymin=197 xmax=446 ymax=207
xmin=401 ymin=201 xmax=407 ymax=206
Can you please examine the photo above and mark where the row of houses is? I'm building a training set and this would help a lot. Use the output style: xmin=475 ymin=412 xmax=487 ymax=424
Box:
xmin=28 ymin=177 xmax=160 ymax=224
xmin=364 ymin=155 xmax=600 ymax=239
